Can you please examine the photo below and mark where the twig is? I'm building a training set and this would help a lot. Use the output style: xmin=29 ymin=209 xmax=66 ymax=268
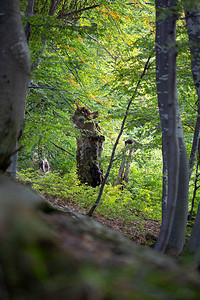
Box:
xmin=62 ymin=4 xmax=99 ymax=17
xmin=11 ymin=145 xmax=24 ymax=156
xmin=51 ymin=141 xmax=75 ymax=157
xmin=88 ymin=34 xmax=117 ymax=61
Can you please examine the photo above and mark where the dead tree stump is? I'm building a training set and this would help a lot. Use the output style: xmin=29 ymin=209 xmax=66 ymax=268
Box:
xmin=71 ymin=106 xmax=105 ymax=187
xmin=39 ymin=157 xmax=50 ymax=174
xmin=116 ymin=139 xmax=135 ymax=185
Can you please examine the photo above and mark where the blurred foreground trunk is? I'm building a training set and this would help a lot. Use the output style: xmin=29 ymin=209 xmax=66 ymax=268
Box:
xmin=0 ymin=175 xmax=200 ymax=299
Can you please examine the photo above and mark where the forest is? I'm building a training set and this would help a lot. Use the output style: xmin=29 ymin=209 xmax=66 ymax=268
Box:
xmin=1 ymin=0 xmax=200 ymax=299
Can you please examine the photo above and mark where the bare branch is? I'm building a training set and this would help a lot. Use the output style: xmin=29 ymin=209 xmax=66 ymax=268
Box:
xmin=51 ymin=141 xmax=75 ymax=157
xmin=87 ymin=55 xmax=152 ymax=217
xmin=62 ymin=4 xmax=99 ymax=17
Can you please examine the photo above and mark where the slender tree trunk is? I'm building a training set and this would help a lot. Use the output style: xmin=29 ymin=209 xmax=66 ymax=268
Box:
xmin=189 ymin=107 xmax=200 ymax=179
xmin=188 ymin=151 xmax=200 ymax=221
xmin=166 ymin=114 xmax=189 ymax=255
xmin=154 ymin=0 xmax=189 ymax=256
xmin=154 ymin=0 xmax=178 ymax=253
xmin=0 ymin=0 xmax=31 ymax=171
xmin=116 ymin=139 xmax=134 ymax=185
xmin=183 ymin=1 xmax=200 ymax=179
xmin=154 ymin=1 xmax=170 ymax=224
xmin=116 ymin=143 xmax=128 ymax=186
xmin=6 ymin=0 xmax=34 ymax=178
xmin=188 ymin=199 xmax=200 ymax=252
xmin=24 ymin=0 xmax=34 ymax=43
xmin=7 ymin=0 xmax=58 ymax=177
xmin=183 ymin=0 xmax=200 ymax=254
xmin=124 ymin=140 xmax=135 ymax=183
xmin=161 ymin=137 xmax=168 ymax=220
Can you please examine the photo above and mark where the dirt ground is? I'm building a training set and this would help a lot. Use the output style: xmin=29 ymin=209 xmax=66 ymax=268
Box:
xmin=45 ymin=195 xmax=161 ymax=247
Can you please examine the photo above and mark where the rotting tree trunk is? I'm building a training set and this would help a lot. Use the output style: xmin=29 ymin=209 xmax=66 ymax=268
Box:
xmin=116 ymin=143 xmax=128 ymax=186
xmin=124 ymin=140 xmax=135 ymax=183
xmin=116 ymin=139 xmax=134 ymax=185
xmin=0 ymin=0 xmax=31 ymax=171
xmin=71 ymin=106 xmax=105 ymax=187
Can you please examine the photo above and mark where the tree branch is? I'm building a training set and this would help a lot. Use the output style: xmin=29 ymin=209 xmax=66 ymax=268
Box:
xmin=51 ymin=141 xmax=75 ymax=157
xmin=62 ymin=4 xmax=99 ymax=17
xmin=87 ymin=55 xmax=152 ymax=217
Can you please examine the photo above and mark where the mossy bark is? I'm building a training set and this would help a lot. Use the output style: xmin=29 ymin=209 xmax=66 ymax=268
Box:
xmin=72 ymin=106 xmax=105 ymax=187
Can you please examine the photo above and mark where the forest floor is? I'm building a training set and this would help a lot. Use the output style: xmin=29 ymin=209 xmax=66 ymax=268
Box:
xmin=45 ymin=194 xmax=161 ymax=247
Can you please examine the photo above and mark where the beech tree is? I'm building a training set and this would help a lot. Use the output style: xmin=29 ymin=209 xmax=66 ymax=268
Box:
xmin=155 ymin=0 xmax=200 ymax=257
xmin=183 ymin=0 xmax=200 ymax=255
xmin=0 ymin=0 xmax=31 ymax=172
xmin=145 ymin=0 xmax=189 ymax=256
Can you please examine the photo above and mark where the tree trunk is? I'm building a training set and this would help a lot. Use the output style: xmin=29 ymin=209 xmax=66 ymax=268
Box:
xmin=183 ymin=0 xmax=200 ymax=254
xmin=24 ymin=0 xmax=34 ymax=43
xmin=154 ymin=0 xmax=189 ymax=255
xmin=71 ymin=106 xmax=105 ymax=187
xmin=161 ymin=136 xmax=168 ymax=220
xmin=183 ymin=1 xmax=200 ymax=179
xmin=116 ymin=139 xmax=134 ymax=186
xmin=124 ymin=140 xmax=135 ymax=183
xmin=6 ymin=142 xmax=18 ymax=179
xmin=6 ymin=0 xmax=33 ymax=178
xmin=188 ymin=148 xmax=200 ymax=221
xmin=166 ymin=121 xmax=189 ymax=255
xmin=115 ymin=143 xmax=128 ymax=186
xmin=0 ymin=0 xmax=31 ymax=171
xmin=188 ymin=198 xmax=200 ymax=252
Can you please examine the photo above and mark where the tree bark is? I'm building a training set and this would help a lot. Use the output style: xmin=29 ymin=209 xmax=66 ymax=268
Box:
xmin=24 ymin=0 xmax=34 ymax=43
xmin=116 ymin=139 xmax=134 ymax=186
xmin=183 ymin=1 xmax=200 ymax=179
xmin=183 ymin=0 xmax=200 ymax=254
xmin=6 ymin=0 xmax=33 ymax=178
xmin=188 ymin=148 xmax=200 ymax=221
xmin=124 ymin=141 xmax=135 ymax=183
xmin=188 ymin=198 xmax=200 ymax=252
xmin=116 ymin=143 xmax=128 ymax=186
xmin=161 ymin=136 xmax=168 ymax=220
xmin=71 ymin=106 xmax=105 ymax=187
xmin=154 ymin=0 xmax=189 ymax=256
xmin=0 ymin=0 xmax=31 ymax=171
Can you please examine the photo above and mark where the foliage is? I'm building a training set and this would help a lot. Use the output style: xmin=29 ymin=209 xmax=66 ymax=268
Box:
xmin=18 ymin=167 xmax=162 ymax=222
xmin=17 ymin=0 xmax=200 ymax=227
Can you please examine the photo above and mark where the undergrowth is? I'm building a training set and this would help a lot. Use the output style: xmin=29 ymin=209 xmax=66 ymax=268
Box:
xmin=18 ymin=169 xmax=162 ymax=222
